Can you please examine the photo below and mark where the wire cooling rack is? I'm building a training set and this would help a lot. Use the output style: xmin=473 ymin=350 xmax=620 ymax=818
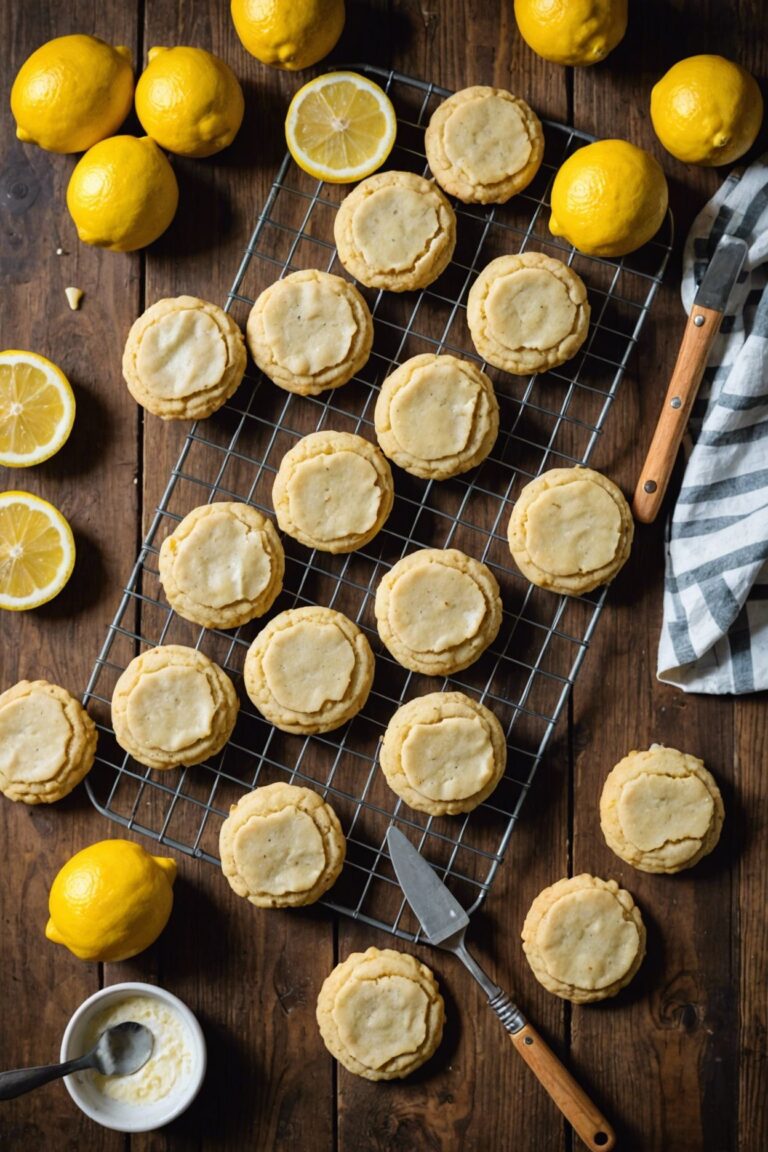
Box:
xmin=84 ymin=65 xmax=673 ymax=942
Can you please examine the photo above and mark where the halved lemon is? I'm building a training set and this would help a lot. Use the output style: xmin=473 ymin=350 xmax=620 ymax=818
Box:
xmin=0 ymin=491 xmax=75 ymax=610
xmin=0 ymin=351 xmax=76 ymax=467
xmin=285 ymin=71 xmax=397 ymax=183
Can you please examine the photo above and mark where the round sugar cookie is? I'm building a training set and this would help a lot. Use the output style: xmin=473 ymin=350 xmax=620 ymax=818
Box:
xmin=374 ymin=353 xmax=499 ymax=479
xmin=219 ymin=783 xmax=346 ymax=908
xmin=246 ymin=270 xmax=373 ymax=396
xmin=272 ymin=430 xmax=394 ymax=554
xmin=122 ymin=296 xmax=246 ymax=420
xmin=111 ymin=644 xmax=239 ymax=770
xmin=508 ymin=467 xmax=634 ymax=595
xmin=316 ymin=947 xmax=445 ymax=1080
xmin=467 ymin=252 xmax=590 ymax=375
xmin=0 ymin=680 xmax=97 ymax=804
xmin=522 ymin=874 xmax=646 ymax=1004
xmin=374 ymin=547 xmax=502 ymax=675
xmin=334 ymin=171 xmax=457 ymax=292
xmin=244 ymin=606 xmax=374 ymax=735
xmin=600 ymin=745 xmax=724 ymax=874
xmin=425 ymin=85 xmax=544 ymax=204
xmin=380 ymin=691 xmax=507 ymax=815
xmin=159 ymin=502 xmax=285 ymax=630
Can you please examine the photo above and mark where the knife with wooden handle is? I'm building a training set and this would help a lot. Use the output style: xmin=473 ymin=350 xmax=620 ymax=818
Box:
xmin=387 ymin=827 xmax=616 ymax=1151
xmin=632 ymin=234 xmax=748 ymax=524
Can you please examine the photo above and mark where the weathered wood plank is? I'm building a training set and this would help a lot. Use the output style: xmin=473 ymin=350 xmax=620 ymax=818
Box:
xmin=336 ymin=5 xmax=571 ymax=1150
xmin=0 ymin=1 xmax=140 ymax=1147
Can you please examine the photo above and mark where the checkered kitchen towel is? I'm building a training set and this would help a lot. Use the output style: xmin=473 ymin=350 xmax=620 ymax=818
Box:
xmin=658 ymin=155 xmax=768 ymax=693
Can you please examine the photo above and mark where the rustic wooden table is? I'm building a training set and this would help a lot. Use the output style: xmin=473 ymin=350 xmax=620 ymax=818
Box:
xmin=1 ymin=3 xmax=767 ymax=1150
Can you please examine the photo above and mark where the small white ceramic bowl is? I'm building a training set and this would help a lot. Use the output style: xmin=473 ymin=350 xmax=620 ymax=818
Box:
xmin=60 ymin=981 xmax=206 ymax=1133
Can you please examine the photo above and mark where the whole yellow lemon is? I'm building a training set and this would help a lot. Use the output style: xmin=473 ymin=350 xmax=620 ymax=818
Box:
xmin=45 ymin=839 xmax=177 ymax=962
xmin=231 ymin=0 xmax=345 ymax=70
xmin=10 ymin=34 xmax=134 ymax=154
xmin=514 ymin=0 xmax=627 ymax=66
xmin=549 ymin=139 xmax=669 ymax=257
xmin=651 ymin=55 xmax=763 ymax=167
xmin=66 ymin=135 xmax=179 ymax=252
xmin=135 ymin=46 xmax=245 ymax=158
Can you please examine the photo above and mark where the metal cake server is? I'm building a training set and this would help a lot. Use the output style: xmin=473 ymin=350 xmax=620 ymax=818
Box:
xmin=632 ymin=233 xmax=748 ymax=523
xmin=387 ymin=827 xmax=616 ymax=1152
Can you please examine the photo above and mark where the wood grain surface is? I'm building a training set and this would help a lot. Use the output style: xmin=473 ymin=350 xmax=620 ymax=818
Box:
xmin=1 ymin=3 xmax=766 ymax=1151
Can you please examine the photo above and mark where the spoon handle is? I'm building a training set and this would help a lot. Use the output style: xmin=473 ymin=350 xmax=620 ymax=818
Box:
xmin=0 ymin=1053 xmax=93 ymax=1100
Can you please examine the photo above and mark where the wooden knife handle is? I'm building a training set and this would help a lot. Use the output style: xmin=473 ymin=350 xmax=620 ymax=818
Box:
xmin=510 ymin=1023 xmax=616 ymax=1151
xmin=632 ymin=304 xmax=723 ymax=524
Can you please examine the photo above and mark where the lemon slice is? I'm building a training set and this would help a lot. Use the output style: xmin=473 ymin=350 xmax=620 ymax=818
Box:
xmin=0 ymin=350 xmax=75 ymax=467
xmin=285 ymin=71 xmax=397 ymax=184
xmin=0 ymin=491 xmax=75 ymax=610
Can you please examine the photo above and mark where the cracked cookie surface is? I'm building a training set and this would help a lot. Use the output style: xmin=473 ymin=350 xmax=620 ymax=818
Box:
xmin=0 ymin=680 xmax=97 ymax=804
xmin=334 ymin=171 xmax=456 ymax=292
xmin=600 ymin=745 xmax=724 ymax=873
xmin=467 ymin=252 xmax=590 ymax=374
xmin=522 ymin=874 xmax=646 ymax=1003
xmin=220 ymin=782 xmax=346 ymax=908
xmin=425 ymin=85 xmax=544 ymax=204
xmin=316 ymin=947 xmax=445 ymax=1080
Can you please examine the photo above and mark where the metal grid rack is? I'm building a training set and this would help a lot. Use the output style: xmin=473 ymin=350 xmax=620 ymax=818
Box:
xmin=84 ymin=66 xmax=673 ymax=942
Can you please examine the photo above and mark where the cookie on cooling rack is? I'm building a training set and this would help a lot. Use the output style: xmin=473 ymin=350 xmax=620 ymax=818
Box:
xmin=522 ymin=874 xmax=646 ymax=1004
xmin=316 ymin=947 xmax=445 ymax=1080
xmin=507 ymin=466 xmax=634 ymax=595
xmin=600 ymin=745 xmax=724 ymax=874
xmin=272 ymin=430 xmax=394 ymax=554
xmin=334 ymin=170 xmax=457 ymax=292
xmin=111 ymin=644 xmax=239 ymax=770
xmin=244 ymin=606 xmax=374 ymax=735
xmin=425 ymin=85 xmax=544 ymax=204
xmin=158 ymin=502 xmax=285 ymax=630
xmin=467 ymin=252 xmax=590 ymax=375
xmin=122 ymin=296 xmax=247 ymax=420
xmin=219 ymin=782 xmax=346 ymax=908
xmin=380 ymin=691 xmax=507 ymax=815
xmin=374 ymin=548 xmax=502 ymax=675
xmin=0 ymin=680 xmax=97 ymax=804
xmin=246 ymin=269 xmax=373 ymax=396
xmin=374 ymin=353 xmax=499 ymax=480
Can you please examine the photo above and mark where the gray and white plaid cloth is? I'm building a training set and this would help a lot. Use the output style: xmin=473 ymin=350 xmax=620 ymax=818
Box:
xmin=658 ymin=155 xmax=768 ymax=693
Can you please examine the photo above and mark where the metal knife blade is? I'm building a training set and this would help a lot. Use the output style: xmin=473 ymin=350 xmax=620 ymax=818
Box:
xmin=387 ymin=827 xmax=469 ymax=944
xmin=694 ymin=234 xmax=748 ymax=313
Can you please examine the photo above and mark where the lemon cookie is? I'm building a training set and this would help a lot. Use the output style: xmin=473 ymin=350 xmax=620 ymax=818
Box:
xmin=273 ymin=430 xmax=394 ymax=553
xmin=122 ymin=296 xmax=246 ymax=420
xmin=246 ymin=270 xmax=373 ymax=396
xmin=219 ymin=782 xmax=346 ymax=908
xmin=111 ymin=644 xmax=239 ymax=770
xmin=374 ymin=354 xmax=499 ymax=480
xmin=244 ymin=606 xmax=374 ymax=734
xmin=316 ymin=947 xmax=445 ymax=1080
xmin=380 ymin=691 xmax=506 ymax=815
xmin=508 ymin=467 xmax=633 ymax=595
xmin=600 ymin=745 xmax=724 ymax=874
xmin=467 ymin=252 xmax=590 ymax=375
xmin=0 ymin=680 xmax=97 ymax=804
xmin=158 ymin=502 xmax=285 ymax=630
xmin=425 ymin=86 xmax=544 ymax=204
xmin=375 ymin=548 xmax=502 ymax=675
xmin=334 ymin=170 xmax=457 ymax=292
xmin=522 ymin=874 xmax=646 ymax=1004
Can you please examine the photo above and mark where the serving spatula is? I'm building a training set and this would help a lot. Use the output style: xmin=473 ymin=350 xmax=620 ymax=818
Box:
xmin=632 ymin=233 xmax=748 ymax=523
xmin=387 ymin=827 xmax=615 ymax=1151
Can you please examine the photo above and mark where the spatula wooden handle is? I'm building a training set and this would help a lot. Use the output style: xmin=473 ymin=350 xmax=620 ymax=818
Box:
xmin=511 ymin=1023 xmax=616 ymax=1151
xmin=632 ymin=304 xmax=723 ymax=524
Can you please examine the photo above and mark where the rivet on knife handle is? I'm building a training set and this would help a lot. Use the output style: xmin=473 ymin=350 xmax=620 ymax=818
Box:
xmin=632 ymin=304 xmax=723 ymax=523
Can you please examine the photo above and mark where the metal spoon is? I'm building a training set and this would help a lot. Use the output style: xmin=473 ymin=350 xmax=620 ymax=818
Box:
xmin=0 ymin=1021 xmax=154 ymax=1100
